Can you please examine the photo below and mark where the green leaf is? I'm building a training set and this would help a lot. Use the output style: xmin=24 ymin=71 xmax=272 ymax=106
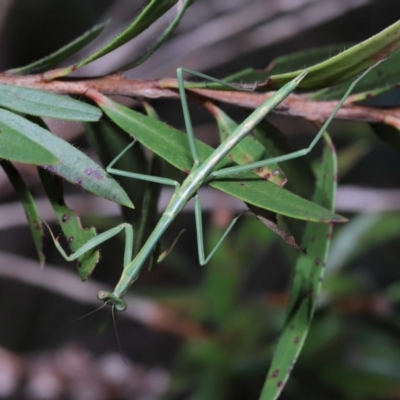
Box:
xmin=260 ymin=132 xmax=337 ymax=400
xmin=0 ymin=122 xmax=58 ymax=165
xmin=88 ymin=91 xmax=346 ymax=223
xmin=204 ymin=102 xmax=287 ymax=186
xmin=39 ymin=170 xmax=99 ymax=281
xmin=254 ymin=120 xmax=315 ymax=241
xmin=8 ymin=21 xmax=108 ymax=75
xmin=47 ymin=0 xmax=178 ymax=78
xmin=0 ymin=84 xmax=101 ymax=121
xmin=85 ymin=117 xmax=148 ymax=222
xmin=267 ymin=20 xmax=400 ymax=89
xmin=310 ymin=49 xmax=400 ymax=100
xmin=0 ymin=109 xmax=133 ymax=208
xmin=220 ymin=22 xmax=400 ymax=90
xmin=253 ymin=121 xmax=315 ymax=200
xmin=224 ymin=44 xmax=347 ymax=84
xmin=119 ymin=0 xmax=194 ymax=71
xmin=1 ymin=161 xmax=45 ymax=266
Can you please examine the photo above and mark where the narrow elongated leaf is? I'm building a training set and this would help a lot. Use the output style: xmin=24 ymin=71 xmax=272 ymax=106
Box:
xmin=8 ymin=22 xmax=108 ymax=75
xmin=223 ymin=44 xmax=347 ymax=84
xmin=204 ymin=102 xmax=287 ymax=186
xmin=87 ymin=91 xmax=346 ymax=223
xmin=119 ymin=0 xmax=194 ymax=71
xmin=0 ymin=84 xmax=101 ymax=121
xmin=0 ymin=122 xmax=57 ymax=165
xmin=47 ymin=0 xmax=178 ymax=78
xmin=39 ymin=170 xmax=99 ymax=281
xmin=310 ymin=49 xmax=400 ymax=100
xmin=0 ymin=161 xmax=45 ymax=266
xmin=201 ymin=22 xmax=400 ymax=91
xmin=254 ymin=121 xmax=316 ymax=241
xmin=0 ymin=110 xmax=133 ymax=208
xmin=254 ymin=121 xmax=314 ymax=199
xmin=85 ymin=118 xmax=148 ymax=222
xmin=267 ymin=20 xmax=400 ymax=89
xmin=260 ymin=133 xmax=337 ymax=400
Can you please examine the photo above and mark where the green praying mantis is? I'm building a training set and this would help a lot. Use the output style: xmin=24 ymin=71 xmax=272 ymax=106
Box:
xmin=48 ymin=65 xmax=375 ymax=312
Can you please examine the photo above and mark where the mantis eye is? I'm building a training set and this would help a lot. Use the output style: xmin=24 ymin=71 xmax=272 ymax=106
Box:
xmin=97 ymin=291 xmax=127 ymax=312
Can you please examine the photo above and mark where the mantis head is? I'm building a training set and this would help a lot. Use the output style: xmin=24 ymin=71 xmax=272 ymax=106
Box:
xmin=97 ymin=291 xmax=127 ymax=311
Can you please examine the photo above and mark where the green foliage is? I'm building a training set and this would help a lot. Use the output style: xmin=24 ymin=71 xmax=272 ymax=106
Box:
xmin=91 ymin=92 xmax=345 ymax=222
xmin=260 ymin=133 xmax=337 ymax=400
xmin=224 ymin=20 xmax=400 ymax=89
xmin=2 ymin=3 xmax=400 ymax=400
xmin=0 ymin=83 xmax=101 ymax=120
xmin=8 ymin=21 xmax=108 ymax=75
xmin=1 ymin=161 xmax=45 ymax=265
xmin=42 ymin=0 xmax=180 ymax=78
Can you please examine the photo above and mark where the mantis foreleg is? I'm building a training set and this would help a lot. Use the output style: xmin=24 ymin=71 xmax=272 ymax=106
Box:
xmin=46 ymin=221 xmax=134 ymax=267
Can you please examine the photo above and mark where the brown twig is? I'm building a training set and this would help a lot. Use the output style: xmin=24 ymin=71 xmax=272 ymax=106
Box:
xmin=1 ymin=72 xmax=400 ymax=128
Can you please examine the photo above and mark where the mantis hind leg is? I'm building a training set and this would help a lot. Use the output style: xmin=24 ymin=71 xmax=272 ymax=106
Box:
xmin=176 ymin=67 xmax=249 ymax=166
xmin=209 ymin=63 xmax=379 ymax=179
xmin=194 ymin=194 xmax=244 ymax=265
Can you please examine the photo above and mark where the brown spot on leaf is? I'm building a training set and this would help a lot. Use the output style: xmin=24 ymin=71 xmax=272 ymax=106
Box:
xmin=242 ymin=154 xmax=251 ymax=163
xmin=62 ymin=214 xmax=69 ymax=223
xmin=262 ymin=173 xmax=271 ymax=180
xmin=68 ymin=236 xmax=74 ymax=244
xmin=293 ymin=336 xmax=299 ymax=344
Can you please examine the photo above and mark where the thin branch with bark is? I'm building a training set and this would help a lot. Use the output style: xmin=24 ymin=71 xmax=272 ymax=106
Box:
xmin=1 ymin=72 xmax=399 ymax=128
